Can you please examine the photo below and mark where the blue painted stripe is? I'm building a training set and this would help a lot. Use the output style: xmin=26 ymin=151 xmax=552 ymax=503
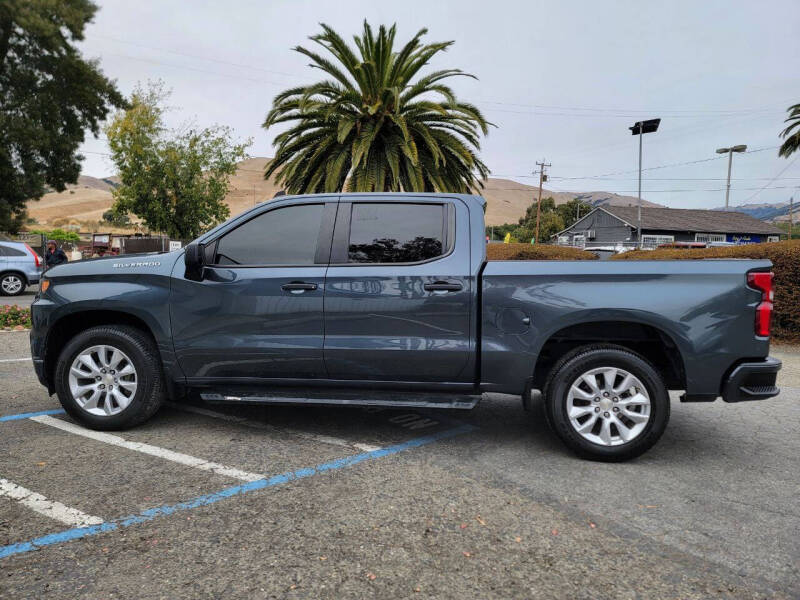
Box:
xmin=0 ymin=408 xmax=65 ymax=422
xmin=0 ymin=423 xmax=475 ymax=559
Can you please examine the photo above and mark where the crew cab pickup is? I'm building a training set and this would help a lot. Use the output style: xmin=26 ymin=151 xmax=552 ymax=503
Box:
xmin=30 ymin=193 xmax=781 ymax=460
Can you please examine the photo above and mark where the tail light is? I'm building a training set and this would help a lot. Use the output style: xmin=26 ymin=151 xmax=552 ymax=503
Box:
xmin=24 ymin=243 xmax=41 ymax=268
xmin=747 ymin=272 xmax=773 ymax=337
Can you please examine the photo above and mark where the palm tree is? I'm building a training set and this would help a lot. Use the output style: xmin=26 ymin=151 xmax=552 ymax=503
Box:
xmin=263 ymin=22 xmax=491 ymax=194
xmin=778 ymin=103 xmax=800 ymax=158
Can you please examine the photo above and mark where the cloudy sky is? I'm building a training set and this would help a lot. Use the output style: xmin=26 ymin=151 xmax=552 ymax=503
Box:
xmin=77 ymin=0 xmax=800 ymax=208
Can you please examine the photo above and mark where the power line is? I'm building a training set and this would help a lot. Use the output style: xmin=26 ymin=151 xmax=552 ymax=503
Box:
xmin=480 ymin=106 xmax=783 ymax=119
xmin=93 ymin=35 xmax=788 ymax=124
xmin=740 ymin=155 xmax=800 ymax=204
xmin=474 ymin=99 xmax=787 ymax=115
xmin=93 ymin=34 xmax=307 ymax=80
xmin=483 ymin=185 xmax=797 ymax=193
xmin=103 ymin=52 xmax=293 ymax=87
xmin=542 ymin=146 xmax=780 ymax=181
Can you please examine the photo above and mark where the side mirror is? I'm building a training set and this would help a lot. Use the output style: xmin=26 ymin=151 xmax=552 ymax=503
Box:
xmin=184 ymin=242 xmax=206 ymax=281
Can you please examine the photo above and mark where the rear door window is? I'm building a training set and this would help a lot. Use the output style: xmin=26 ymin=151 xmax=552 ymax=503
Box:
xmin=347 ymin=203 xmax=446 ymax=263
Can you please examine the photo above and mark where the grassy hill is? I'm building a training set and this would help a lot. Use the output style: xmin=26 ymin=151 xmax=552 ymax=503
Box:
xmin=712 ymin=201 xmax=800 ymax=223
xmin=25 ymin=157 xmax=660 ymax=230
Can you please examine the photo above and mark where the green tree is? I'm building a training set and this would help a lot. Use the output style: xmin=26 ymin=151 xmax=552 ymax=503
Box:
xmin=555 ymin=198 xmax=594 ymax=229
xmin=0 ymin=0 xmax=125 ymax=232
xmin=517 ymin=197 xmax=564 ymax=242
xmin=779 ymin=103 xmax=800 ymax=158
xmin=106 ymin=84 xmax=250 ymax=239
xmin=490 ymin=196 xmax=594 ymax=243
xmin=263 ymin=21 xmax=491 ymax=194
xmin=102 ymin=209 xmax=130 ymax=227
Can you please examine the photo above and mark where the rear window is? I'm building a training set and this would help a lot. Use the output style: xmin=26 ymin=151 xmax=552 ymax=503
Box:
xmin=348 ymin=203 xmax=445 ymax=263
xmin=2 ymin=245 xmax=27 ymax=257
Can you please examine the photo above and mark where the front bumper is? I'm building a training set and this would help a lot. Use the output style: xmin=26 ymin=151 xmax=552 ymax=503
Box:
xmin=721 ymin=357 xmax=781 ymax=403
xmin=32 ymin=357 xmax=48 ymax=387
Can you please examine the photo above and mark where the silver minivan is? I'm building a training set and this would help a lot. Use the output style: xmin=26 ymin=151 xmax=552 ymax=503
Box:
xmin=0 ymin=241 xmax=43 ymax=296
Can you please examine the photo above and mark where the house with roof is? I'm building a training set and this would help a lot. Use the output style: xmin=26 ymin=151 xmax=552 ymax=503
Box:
xmin=553 ymin=205 xmax=783 ymax=249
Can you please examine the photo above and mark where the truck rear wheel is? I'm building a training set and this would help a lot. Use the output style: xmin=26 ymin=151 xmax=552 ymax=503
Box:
xmin=543 ymin=345 xmax=670 ymax=461
xmin=54 ymin=325 xmax=165 ymax=430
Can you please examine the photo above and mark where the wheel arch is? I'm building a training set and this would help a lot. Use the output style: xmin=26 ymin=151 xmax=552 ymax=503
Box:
xmin=532 ymin=320 xmax=686 ymax=391
xmin=44 ymin=310 xmax=162 ymax=394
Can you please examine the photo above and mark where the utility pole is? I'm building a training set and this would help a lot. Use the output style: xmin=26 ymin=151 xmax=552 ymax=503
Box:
xmin=534 ymin=159 xmax=551 ymax=244
xmin=790 ymin=195 xmax=794 ymax=240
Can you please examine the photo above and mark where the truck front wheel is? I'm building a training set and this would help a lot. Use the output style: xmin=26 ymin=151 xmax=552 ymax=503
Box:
xmin=543 ymin=345 xmax=670 ymax=461
xmin=54 ymin=325 xmax=165 ymax=430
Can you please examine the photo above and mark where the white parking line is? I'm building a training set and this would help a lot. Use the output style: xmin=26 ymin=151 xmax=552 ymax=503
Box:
xmin=30 ymin=415 xmax=264 ymax=482
xmin=0 ymin=357 xmax=31 ymax=363
xmin=0 ymin=478 xmax=103 ymax=527
xmin=166 ymin=402 xmax=381 ymax=453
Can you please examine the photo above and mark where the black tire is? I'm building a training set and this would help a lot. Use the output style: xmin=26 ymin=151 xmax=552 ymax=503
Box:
xmin=54 ymin=325 xmax=165 ymax=430
xmin=543 ymin=344 xmax=670 ymax=462
xmin=0 ymin=272 xmax=26 ymax=296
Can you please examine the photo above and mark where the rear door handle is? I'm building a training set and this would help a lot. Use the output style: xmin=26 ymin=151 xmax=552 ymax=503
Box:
xmin=423 ymin=281 xmax=463 ymax=292
xmin=281 ymin=281 xmax=318 ymax=293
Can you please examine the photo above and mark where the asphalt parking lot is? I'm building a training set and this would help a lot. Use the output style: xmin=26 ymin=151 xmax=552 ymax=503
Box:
xmin=1 ymin=331 xmax=798 ymax=599
xmin=1 ymin=286 xmax=37 ymax=308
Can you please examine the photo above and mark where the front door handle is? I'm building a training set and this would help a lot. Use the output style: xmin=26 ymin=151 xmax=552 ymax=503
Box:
xmin=281 ymin=281 xmax=318 ymax=293
xmin=423 ymin=281 xmax=463 ymax=293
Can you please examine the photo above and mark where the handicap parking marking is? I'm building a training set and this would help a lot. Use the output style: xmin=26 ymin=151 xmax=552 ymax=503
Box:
xmin=0 ymin=478 xmax=104 ymax=528
xmin=166 ymin=402 xmax=381 ymax=453
xmin=0 ymin=421 xmax=476 ymax=559
xmin=30 ymin=415 xmax=265 ymax=482
xmin=0 ymin=408 xmax=65 ymax=422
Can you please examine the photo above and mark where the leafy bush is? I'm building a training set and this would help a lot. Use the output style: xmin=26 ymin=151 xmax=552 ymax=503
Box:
xmin=0 ymin=305 xmax=31 ymax=329
xmin=31 ymin=228 xmax=80 ymax=243
xmin=487 ymin=243 xmax=598 ymax=261
xmin=612 ymin=240 xmax=800 ymax=341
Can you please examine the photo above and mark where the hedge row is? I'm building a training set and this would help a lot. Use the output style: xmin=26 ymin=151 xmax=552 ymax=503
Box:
xmin=487 ymin=243 xmax=598 ymax=261
xmin=612 ymin=240 xmax=800 ymax=341
xmin=0 ymin=305 xmax=31 ymax=330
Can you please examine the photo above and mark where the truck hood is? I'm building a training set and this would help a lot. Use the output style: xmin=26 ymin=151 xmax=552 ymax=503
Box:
xmin=43 ymin=250 xmax=184 ymax=279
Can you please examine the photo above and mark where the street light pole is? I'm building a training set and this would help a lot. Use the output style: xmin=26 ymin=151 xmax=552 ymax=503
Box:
xmin=637 ymin=130 xmax=643 ymax=236
xmin=716 ymin=145 xmax=747 ymax=209
xmin=629 ymin=119 xmax=660 ymax=246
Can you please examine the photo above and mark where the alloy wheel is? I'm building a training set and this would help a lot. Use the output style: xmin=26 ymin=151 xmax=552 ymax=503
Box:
xmin=1 ymin=275 xmax=23 ymax=295
xmin=566 ymin=366 xmax=651 ymax=446
xmin=68 ymin=345 xmax=138 ymax=416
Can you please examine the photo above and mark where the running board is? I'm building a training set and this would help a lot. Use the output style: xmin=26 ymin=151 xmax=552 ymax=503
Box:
xmin=199 ymin=389 xmax=481 ymax=410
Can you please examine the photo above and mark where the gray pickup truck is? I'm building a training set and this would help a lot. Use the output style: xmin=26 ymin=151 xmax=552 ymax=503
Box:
xmin=30 ymin=193 xmax=781 ymax=460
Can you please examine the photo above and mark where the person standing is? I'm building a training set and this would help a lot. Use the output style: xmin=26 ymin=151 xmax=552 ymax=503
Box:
xmin=44 ymin=240 xmax=68 ymax=270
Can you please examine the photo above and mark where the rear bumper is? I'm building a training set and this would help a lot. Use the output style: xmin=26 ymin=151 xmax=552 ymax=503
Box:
xmin=721 ymin=357 xmax=781 ymax=403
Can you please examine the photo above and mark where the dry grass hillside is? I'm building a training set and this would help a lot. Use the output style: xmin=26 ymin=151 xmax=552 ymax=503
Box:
xmin=25 ymin=157 xmax=658 ymax=229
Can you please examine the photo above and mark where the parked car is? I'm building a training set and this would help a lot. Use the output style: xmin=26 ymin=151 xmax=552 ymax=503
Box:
xmin=656 ymin=241 xmax=708 ymax=249
xmin=30 ymin=193 xmax=781 ymax=461
xmin=0 ymin=241 xmax=43 ymax=296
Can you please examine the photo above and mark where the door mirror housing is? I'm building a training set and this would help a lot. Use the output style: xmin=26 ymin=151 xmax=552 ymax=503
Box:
xmin=184 ymin=242 xmax=206 ymax=281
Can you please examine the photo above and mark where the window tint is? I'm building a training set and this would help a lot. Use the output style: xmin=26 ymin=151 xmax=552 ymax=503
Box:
xmin=215 ymin=204 xmax=324 ymax=266
xmin=4 ymin=246 xmax=27 ymax=257
xmin=348 ymin=203 xmax=445 ymax=263
xmin=0 ymin=245 xmax=8 ymax=257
